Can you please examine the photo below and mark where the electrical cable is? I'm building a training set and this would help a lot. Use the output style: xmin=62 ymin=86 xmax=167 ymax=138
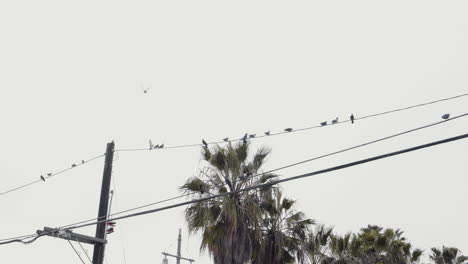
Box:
xmin=68 ymin=240 xmax=87 ymax=264
xmin=60 ymin=131 xmax=468 ymax=231
xmin=2 ymin=113 xmax=466 ymax=244
xmin=47 ymin=112 xmax=468 ymax=230
xmin=116 ymin=92 xmax=468 ymax=152
xmin=0 ymin=153 xmax=105 ymax=198
xmin=2 ymin=131 xmax=468 ymax=246
xmin=77 ymin=240 xmax=93 ymax=263
xmin=227 ymin=112 xmax=468 ymax=186
xmin=0 ymin=233 xmax=45 ymax=245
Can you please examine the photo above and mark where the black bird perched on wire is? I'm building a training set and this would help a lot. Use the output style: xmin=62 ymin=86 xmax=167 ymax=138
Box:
xmin=441 ymin=113 xmax=450 ymax=120
xmin=249 ymin=134 xmax=256 ymax=138
xmin=284 ymin=128 xmax=293 ymax=132
xmin=71 ymin=164 xmax=76 ymax=168
xmin=242 ymin=133 xmax=248 ymax=144
xmin=40 ymin=175 xmax=45 ymax=182
xmin=350 ymin=114 xmax=355 ymax=124
xmin=265 ymin=131 xmax=270 ymax=136
xmin=47 ymin=173 xmax=52 ymax=176
xmin=159 ymin=144 xmax=164 ymax=149
xmin=331 ymin=117 xmax=338 ymax=124
xmin=223 ymin=137 xmax=229 ymax=142
xmin=200 ymin=184 xmax=206 ymax=194
xmin=320 ymin=121 xmax=327 ymax=126
xmin=202 ymin=139 xmax=208 ymax=148
xmin=81 ymin=160 xmax=85 ymax=164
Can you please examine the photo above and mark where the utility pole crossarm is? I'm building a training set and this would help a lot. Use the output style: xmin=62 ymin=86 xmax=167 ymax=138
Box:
xmin=162 ymin=252 xmax=195 ymax=262
xmin=36 ymin=227 xmax=107 ymax=245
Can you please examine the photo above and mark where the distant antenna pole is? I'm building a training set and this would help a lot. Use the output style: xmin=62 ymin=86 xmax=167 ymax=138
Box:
xmin=161 ymin=229 xmax=195 ymax=263
xmin=177 ymin=229 xmax=182 ymax=264
xmin=92 ymin=141 xmax=115 ymax=264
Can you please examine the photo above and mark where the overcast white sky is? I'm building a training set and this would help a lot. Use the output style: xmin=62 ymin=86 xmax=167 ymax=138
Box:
xmin=1 ymin=1 xmax=467 ymax=263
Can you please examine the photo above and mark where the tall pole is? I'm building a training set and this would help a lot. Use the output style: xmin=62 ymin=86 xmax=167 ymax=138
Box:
xmin=176 ymin=229 xmax=182 ymax=264
xmin=92 ymin=141 xmax=115 ymax=264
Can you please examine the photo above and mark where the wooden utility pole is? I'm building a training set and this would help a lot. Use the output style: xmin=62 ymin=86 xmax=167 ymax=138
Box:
xmin=92 ymin=141 xmax=115 ymax=264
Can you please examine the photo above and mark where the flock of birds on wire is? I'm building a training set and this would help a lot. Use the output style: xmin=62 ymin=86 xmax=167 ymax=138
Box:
xmin=33 ymin=86 xmax=456 ymax=184
xmin=36 ymin=102 xmax=452 ymax=184
xmin=147 ymin=113 xmax=452 ymax=151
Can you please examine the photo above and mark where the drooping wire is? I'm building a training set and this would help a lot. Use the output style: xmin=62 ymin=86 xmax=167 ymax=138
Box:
xmin=68 ymin=240 xmax=87 ymax=264
xmin=2 ymin=131 xmax=468 ymax=246
xmin=0 ymin=153 xmax=105 ymax=198
xmin=77 ymin=240 xmax=93 ymax=263
xmin=36 ymin=112 xmax=468 ymax=232
xmin=56 ymin=132 xmax=468 ymax=231
xmin=226 ymin=112 xmax=468 ymax=187
xmin=116 ymin=92 xmax=468 ymax=152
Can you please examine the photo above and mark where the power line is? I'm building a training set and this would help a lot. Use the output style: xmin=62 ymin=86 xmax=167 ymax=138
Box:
xmin=2 ymin=113 xmax=466 ymax=244
xmin=34 ymin=112 xmax=468 ymax=232
xmin=0 ymin=153 xmax=105 ymax=198
xmin=2 ymin=131 xmax=468 ymax=246
xmin=116 ymin=92 xmax=468 ymax=152
xmin=60 ymin=131 xmax=468 ymax=231
xmin=228 ymin=111 xmax=468 ymax=186
xmin=0 ymin=233 xmax=45 ymax=245
xmin=68 ymin=240 xmax=87 ymax=264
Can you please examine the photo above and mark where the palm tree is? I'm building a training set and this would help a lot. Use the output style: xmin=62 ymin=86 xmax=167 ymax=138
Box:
xmin=180 ymin=141 xmax=277 ymax=264
xmin=252 ymin=190 xmax=314 ymax=264
xmin=430 ymin=247 xmax=468 ymax=264
xmin=355 ymin=225 xmax=422 ymax=264
xmin=305 ymin=225 xmax=334 ymax=264
xmin=328 ymin=233 xmax=362 ymax=264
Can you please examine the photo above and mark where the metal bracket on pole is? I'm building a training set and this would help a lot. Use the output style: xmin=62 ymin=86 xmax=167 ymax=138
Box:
xmin=36 ymin=227 xmax=107 ymax=245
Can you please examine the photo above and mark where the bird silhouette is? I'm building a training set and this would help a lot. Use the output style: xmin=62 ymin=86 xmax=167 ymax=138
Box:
xmin=249 ymin=134 xmax=256 ymax=138
xmin=331 ymin=117 xmax=338 ymax=124
xmin=200 ymin=184 xmax=206 ymax=194
xmin=202 ymin=139 xmax=208 ymax=148
xmin=47 ymin=173 xmax=52 ymax=176
xmin=159 ymin=144 xmax=164 ymax=148
xmin=40 ymin=175 xmax=45 ymax=182
xmin=320 ymin=121 xmax=327 ymax=126
xmin=284 ymin=128 xmax=293 ymax=132
xmin=441 ymin=113 xmax=450 ymax=120
xmin=149 ymin=140 xmax=155 ymax=150
xmin=350 ymin=114 xmax=355 ymax=124
xmin=242 ymin=133 xmax=248 ymax=144
xmin=71 ymin=164 xmax=76 ymax=168
xmin=141 ymin=84 xmax=151 ymax=94
xmin=223 ymin=138 xmax=229 ymax=142
xmin=264 ymin=131 xmax=270 ymax=136
xmin=81 ymin=160 xmax=85 ymax=164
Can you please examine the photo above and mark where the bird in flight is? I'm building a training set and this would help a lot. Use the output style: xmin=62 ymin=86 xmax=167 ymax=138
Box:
xmin=441 ymin=113 xmax=450 ymax=120
xmin=141 ymin=84 xmax=151 ymax=94
xmin=350 ymin=114 xmax=355 ymax=124
xmin=40 ymin=175 xmax=45 ymax=182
